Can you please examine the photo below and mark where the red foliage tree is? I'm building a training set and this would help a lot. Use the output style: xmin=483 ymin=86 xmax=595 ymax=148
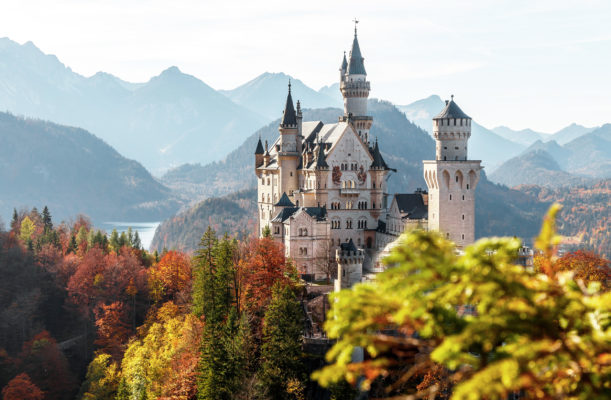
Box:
xmin=67 ymin=247 xmax=147 ymax=317
xmin=94 ymin=302 xmax=132 ymax=360
xmin=18 ymin=331 xmax=75 ymax=400
xmin=148 ymin=250 xmax=192 ymax=303
xmin=2 ymin=373 xmax=44 ymax=400
xmin=238 ymin=236 xmax=290 ymax=316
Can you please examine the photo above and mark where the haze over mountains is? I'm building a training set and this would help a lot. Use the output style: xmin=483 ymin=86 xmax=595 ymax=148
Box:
xmin=0 ymin=37 xmax=266 ymax=173
xmin=0 ymin=37 xmax=603 ymax=177
xmin=0 ymin=112 xmax=179 ymax=224
xmin=490 ymin=125 xmax=611 ymax=188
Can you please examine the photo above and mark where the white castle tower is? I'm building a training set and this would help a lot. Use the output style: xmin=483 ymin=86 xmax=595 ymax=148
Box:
xmin=339 ymin=23 xmax=372 ymax=145
xmin=423 ymin=96 xmax=482 ymax=248
xmin=335 ymin=239 xmax=364 ymax=290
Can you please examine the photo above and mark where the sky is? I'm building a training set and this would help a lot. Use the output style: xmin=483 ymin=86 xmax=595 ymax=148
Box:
xmin=1 ymin=0 xmax=610 ymax=132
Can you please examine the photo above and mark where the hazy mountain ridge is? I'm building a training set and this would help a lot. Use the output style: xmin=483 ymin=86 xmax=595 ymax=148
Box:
xmin=0 ymin=38 xmax=267 ymax=173
xmin=492 ymin=126 xmax=549 ymax=146
xmin=219 ymin=72 xmax=342 ymax=120
xmin=489 ymin=125 xmax=611 ymax=187
xmin=0 ymin=112 xmax=181 ymax=223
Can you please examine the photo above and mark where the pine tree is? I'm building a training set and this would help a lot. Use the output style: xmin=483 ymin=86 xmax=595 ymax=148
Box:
xmin=67 ymin=235 xmax=77 ymax=254
xmin=10 ymin=208 xmax=18 ymax=232
xmin=127 ymin=227 xmax=134 ymax=247
xmin=109 ymin=229 xmax=120 ymax=252
xmin=41 ymin=206 xmax=52 ymax=233
xmin=195 ymin=232 xmax=250 ymax=400
xmin=132 ymin=231 xmax=142 ymax=250
xmin=259 ymin=283 xmax=305 ymax=400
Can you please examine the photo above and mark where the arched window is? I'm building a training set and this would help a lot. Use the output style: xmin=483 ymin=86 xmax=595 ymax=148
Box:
xmin=462 ymin=214 xmax=465 ymax=220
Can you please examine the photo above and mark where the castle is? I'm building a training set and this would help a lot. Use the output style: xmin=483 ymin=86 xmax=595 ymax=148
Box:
xmin=255 ymin=26 xmax=481 ymax=285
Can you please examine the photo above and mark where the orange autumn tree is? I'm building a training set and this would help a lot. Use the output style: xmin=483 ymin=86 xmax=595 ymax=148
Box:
xmin=554 ymin=250 xmax=610 ymax=290
xmin=238 ymin=236 xmax=293 ymax=316
xmin=2 ymin=373 xmax=44 ymax=400
xmin=148 ymin=250 xmax=192 ymax=303
xmin=94 ymin=302 xmax=132 ymax=360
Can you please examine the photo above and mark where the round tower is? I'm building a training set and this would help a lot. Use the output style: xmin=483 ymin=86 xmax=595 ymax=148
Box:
xmin=423 ymin=96 xmax=482 ymax=248
xmin=340 ymin=23 xmax=373 ymax=144
xmin=335 ymin=239 xmax=364 ymax=290
xmin=433 ymin=95 xmax=472 ymax=161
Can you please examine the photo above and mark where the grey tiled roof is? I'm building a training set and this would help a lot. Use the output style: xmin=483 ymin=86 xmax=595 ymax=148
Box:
xmin=341 ymin=52 xmax=348 ymax=70
xmin=434 ymin=98 xmax=471 ymax=120
xmin=340 ymin=238 xmax=357 ymax=252
xmin=281 ymin=84 xmax=297 ymax=127
xmin=348 ymin=35 xmax=366 ymax=75
xmin=394 ymin=193 xmax=428 ymax=220
xmin=315 ymin=143 xmax=329 ymax=168
xmin=274 ymin=192 xmax=295 ymax=207
xmin=370 ymin=140 xmax=388 ymax=169
xmin=255 ymin=137 xmax=264 ymax=154
xmin=271 ymin=206 xmax=327 ymax=223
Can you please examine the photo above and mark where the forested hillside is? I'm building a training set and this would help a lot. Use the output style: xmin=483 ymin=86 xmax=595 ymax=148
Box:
xmin=517 ymin=179 xmax=611 ymax=258
xmin=151 ymin=189 xmax=258 ymax=252
xmin=0 ymin=112 xmax=181 ymax=223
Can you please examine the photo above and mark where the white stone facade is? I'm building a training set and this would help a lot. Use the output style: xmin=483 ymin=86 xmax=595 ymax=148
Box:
xmin=254 ymin=29 xmax=480 ymax=283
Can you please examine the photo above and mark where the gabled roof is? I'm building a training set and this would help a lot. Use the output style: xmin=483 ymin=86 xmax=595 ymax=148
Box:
xmin=274 ymin=192 xmax=295 ymax=207
xmin=272 ymin=207 xmax=298 ymax=223
xmin=434 ymin=97 xmax=471 ymax=120
xmin=370 ymin=139 xmax=388 ymax=169
xmin=255 ymin=137 xmax=264 ymax=154
xmin=348 ymin=33 xmax=366 ymax=75
xmin=281 ymin=83 xmax=297 ymax=127
xmin=271 ymin=206 xmax=327 ymax=223
xmin=393 ymin=193 xmax=428 ymax=220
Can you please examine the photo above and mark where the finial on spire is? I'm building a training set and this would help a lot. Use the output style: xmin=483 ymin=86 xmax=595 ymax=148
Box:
xmin=353 ymin=18 xmax=359 ymax=36
xmin=451 ymin=94 xmax=454 ymax=101
xmin=288 ymin=79 xmax=291 ymax=93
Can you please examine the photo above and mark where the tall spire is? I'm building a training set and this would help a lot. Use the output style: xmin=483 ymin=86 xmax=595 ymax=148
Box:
xmin=348 ymin=20 xmax=366 ymax=75
xmin=280 ymin=81 xmax=297 ymax=127
xmin=340 ymin=51 xmax=348 ymax=71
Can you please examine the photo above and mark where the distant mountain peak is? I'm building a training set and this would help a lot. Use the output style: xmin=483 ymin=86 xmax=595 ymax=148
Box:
xmin=160 ymin=65 xmax=182 ymax=75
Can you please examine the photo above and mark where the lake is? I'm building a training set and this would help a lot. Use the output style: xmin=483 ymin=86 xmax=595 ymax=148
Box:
xmin=102 ymin=221 xmax=160 ymax=251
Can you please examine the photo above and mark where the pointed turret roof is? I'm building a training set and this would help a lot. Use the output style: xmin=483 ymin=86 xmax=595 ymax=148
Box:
xmin=348 ymin=29 xmax=366 ymax=75
xmin=340 ymin=52 xmax=348 ymax=71
xmin=274 ymin=192 xmax=295 ymax=207
xmin=315 ymin=142 xmax=329 ymax=168
xmin=255 ymin=136 xmax=264 ymax=154
xmin=280 ymin=81 xmax=297 ymax=127
xmin=340 ymin=238 xmax=357 ymax=253
xmin=370 ymin=139 xmax=388 ymax=169
xmin=434 ymin=96 xmax=471 ymax=120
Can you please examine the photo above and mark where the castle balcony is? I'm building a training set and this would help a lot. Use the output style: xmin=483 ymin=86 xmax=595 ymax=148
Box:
xmin=339 ymin=188 xmax=360 ymax=195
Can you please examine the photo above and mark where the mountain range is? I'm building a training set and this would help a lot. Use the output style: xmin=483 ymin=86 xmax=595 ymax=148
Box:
xmin=0 ymin=38 xmax=267 ymax=173
xmin=3 ymin=37 xmax=601 ymax=177
xmin=0 ymin=112 xmax=180 ymax=224
xmin=219 ymin=72 xmax=342 ymax=120
xmin=490 ymin=125 xmax=611 ymax=187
